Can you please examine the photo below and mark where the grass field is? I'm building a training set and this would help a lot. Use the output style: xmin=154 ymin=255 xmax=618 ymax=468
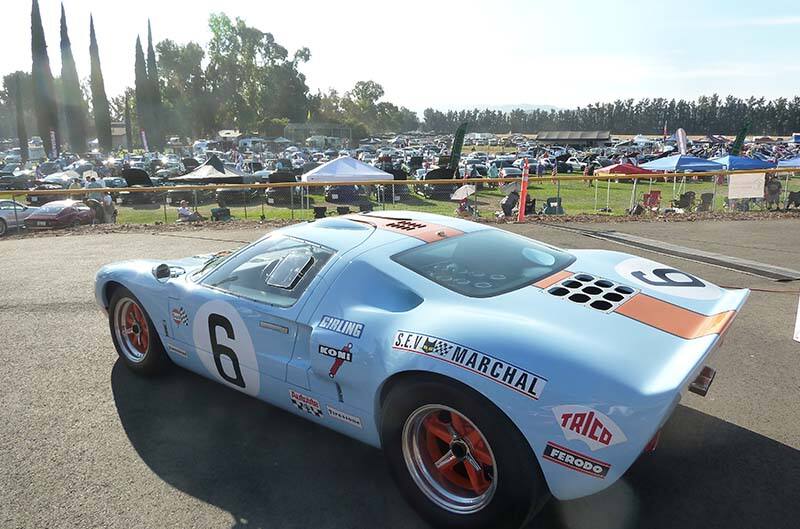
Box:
xmin=2 ymin=174 xmax=797 ymax=227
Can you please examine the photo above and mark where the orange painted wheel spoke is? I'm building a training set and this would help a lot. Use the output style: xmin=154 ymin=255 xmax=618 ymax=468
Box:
xmin=472 ymin=445 xmax=493 ymax=466
xmin=424 ymin=416 xmax=454 ymax=443
xmin=464 ymin=461 xmax=490 ymax=495
xmin=450 ymin=413 xmax=468 ymax=436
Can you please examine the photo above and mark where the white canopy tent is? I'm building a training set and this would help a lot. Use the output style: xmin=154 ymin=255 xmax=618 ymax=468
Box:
xmin=301 ymin=156 xmax=392 ymax=183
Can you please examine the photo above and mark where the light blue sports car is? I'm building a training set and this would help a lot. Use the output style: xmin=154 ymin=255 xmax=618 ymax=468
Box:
xmin=95 ymin=211 xmax=748 ymax=529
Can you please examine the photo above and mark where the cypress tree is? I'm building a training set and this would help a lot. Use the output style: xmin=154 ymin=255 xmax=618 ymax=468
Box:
xmin=30 ymin=0 xmax=60 ymax=157
xmin=89 ymin=15 xmax=112 ymax=152
xmin=134 ymin=36 xmax=151 ymax=149
xmin=146 ymin=21 xmax=163 ymax=150
xmin=124 ymin=92 xmax=133 ymax=150
xmin=14 ymin=73 xmax=29 ymax=163
xmin=59 ymin=3 xmax=87 ymax=152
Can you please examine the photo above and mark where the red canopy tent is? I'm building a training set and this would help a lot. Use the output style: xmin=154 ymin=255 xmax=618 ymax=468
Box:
xmin=595 ymin=163 xmax=656 ymax=174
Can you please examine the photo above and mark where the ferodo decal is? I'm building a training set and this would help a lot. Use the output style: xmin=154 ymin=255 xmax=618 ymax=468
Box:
xmin=543 ymin=442 xmax=610 ymax=479
xmin=393 ymin=331 xmax=547 ymax=399
xmin=318 ymin=315 xmax=364 ymax=338
xmin=192 ymin=300 xmax=260 ymax=397
xmin=290 ymin=390 xmax=322 ymax=417
xmin=615 ymin=257 xmax=723 ymax=300
xmin=553 ymin=405 xmax=627 ymax=451
xmin=327 ymin=405 xmax=363 ymax=428
xmin=319 ymin=343 xmax=353 ymax=378
xmin=171 ymin=307 xmax=189 ymax=326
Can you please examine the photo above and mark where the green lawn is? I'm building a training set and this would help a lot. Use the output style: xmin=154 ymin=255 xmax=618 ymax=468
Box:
xmin=3 ymin=174 xmax=797 ymax=226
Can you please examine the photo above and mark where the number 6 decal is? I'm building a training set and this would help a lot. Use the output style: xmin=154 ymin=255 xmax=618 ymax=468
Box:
xmin=208 ymin=314 xmax=245 ymax=388
xmin=193 ymin=300 xmax=260 ymax=396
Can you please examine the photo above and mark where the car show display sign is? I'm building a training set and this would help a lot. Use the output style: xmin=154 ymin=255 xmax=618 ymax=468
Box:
xmin=728 ymin=172 xmax=766 ymax=199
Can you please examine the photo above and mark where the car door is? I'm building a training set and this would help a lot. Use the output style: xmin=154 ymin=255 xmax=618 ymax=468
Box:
xmin=174 ymin=235 xmax=336 ymax=399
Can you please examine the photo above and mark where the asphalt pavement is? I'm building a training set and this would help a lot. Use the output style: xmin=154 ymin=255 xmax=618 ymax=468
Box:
xmin=1 ymin=219 xmax=798 ymax=529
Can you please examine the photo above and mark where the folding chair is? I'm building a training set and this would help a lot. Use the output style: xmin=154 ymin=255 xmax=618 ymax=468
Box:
xmin=543 ymin=197 xmax=564 ymax=215
xmin=642 ymin=190 xmax=661 ymax=212
xmin=696 ymin=193 xmax=714 ymax=212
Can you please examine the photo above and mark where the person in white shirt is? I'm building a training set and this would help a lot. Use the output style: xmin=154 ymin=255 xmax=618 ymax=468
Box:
xmin=177 ymin=200 xmax=205 ymax=222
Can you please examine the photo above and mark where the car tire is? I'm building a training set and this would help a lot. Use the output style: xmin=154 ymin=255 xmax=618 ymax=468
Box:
xmin=0 ymin=218 xmax=6 ymax=237
xmin=381 ymin=378 xmax=547 ymax=529
xmin=108 ymin=287 xmax=170 ymax=376
xmin=71 ymin=219 xmax=81 ymax=228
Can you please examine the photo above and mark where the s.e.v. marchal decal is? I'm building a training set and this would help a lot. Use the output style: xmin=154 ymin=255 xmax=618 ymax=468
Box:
xmin=290 ymin=390 xmax=322 ymax=417
xmin=171 ymin=307 xmax=189 ymax=326
xmin=392 ymin=331 xmax=547 ymax=399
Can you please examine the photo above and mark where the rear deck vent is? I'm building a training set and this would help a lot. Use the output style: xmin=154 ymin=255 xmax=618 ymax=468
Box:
xmin=545 ymin=272 xmax=637 ymax=312
xmin=385 ymin=220 xmax=427 ymax=231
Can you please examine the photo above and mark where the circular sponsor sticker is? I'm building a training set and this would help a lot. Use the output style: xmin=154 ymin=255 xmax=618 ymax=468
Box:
xmin=615 ymin=257 xmax=723 ymax=300
xmin=193 ymin=300 xmax=260 ymax=396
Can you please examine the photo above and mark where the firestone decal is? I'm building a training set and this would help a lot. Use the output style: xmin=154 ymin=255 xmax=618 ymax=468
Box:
xmin=553 ymin=405 xmax=627 ymax=451
xmin=543 ymin=442 xmax=610 ymax=479
xmin=290 ymin=389 xmax=322 ymax=417
xmin=327 ymin=405 xmax=363 ymax=428
xmin=393 ymin=331 xmax=547 ymax=399
xmin=319 ymin=343 xmax=353 ymax=378
xmin=318 ymin=315 xmax=364 ymax=338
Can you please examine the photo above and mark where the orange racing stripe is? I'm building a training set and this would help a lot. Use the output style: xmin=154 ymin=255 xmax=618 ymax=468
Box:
xmin=533 ymin=270 xmax=573 ymax=289
xmin=615 ymin=293 xmax=736 ymax=340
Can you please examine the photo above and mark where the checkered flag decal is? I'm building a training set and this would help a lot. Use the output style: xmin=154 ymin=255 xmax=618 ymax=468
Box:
xmin=431 ymin=340 xmax=453 ymax=356
xmin=291 ymin=396 xmax=323 ymax=417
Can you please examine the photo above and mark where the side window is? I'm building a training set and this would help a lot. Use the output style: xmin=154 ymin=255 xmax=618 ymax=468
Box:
xmin=202 ymin=235 xmax=334 ymax=307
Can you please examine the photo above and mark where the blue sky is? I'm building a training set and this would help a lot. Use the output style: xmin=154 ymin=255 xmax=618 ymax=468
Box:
xmin=2 ymin=0 xmax=798 ymax=113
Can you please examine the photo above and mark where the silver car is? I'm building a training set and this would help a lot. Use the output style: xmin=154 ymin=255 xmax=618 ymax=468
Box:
xmin=0 ymin=200 xmax=38 ymax=236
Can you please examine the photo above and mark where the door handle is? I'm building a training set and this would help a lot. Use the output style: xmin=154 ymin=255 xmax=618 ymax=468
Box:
xmin=259 ymin=320 xmax=289 ymax=334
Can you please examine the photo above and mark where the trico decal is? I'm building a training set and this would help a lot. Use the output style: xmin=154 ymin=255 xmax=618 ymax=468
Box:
xmin=319 ymin=343 xmax=353 ymax=378
xmin=327 ymin=405 xmax=363 ymax=428
xmin=543 ymin=442 xmax=610 ymax=479
xmin=290 ymin=389 xmax=322 ymax=417
xmin=318 ymin=315 xmax=364 ymax=338
xmin=171 ymin=307 xmax=189 ymax=326
xmin=552 ymin=405 xmax=627 ymax=451
xmin=393 ymin=331 xmax=547 ymax=399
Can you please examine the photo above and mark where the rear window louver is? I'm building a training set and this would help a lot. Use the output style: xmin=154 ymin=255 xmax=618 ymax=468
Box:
xmin=547 ymin=273 xmax=636 ymax=312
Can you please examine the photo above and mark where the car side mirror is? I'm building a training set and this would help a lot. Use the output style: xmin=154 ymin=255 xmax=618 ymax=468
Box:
xmin=153 ymin=263 xmax=171 ymax=282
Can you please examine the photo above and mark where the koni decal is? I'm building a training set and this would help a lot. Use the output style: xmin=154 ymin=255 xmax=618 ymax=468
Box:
xmin=319 ymin=343 xmax=353 ymax=378
xmin=393 ymin=331 xmax=547 ymax=399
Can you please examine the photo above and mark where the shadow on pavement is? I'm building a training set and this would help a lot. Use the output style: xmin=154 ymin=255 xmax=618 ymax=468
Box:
xmin=112 ymin=361 xmax=799 ymax=529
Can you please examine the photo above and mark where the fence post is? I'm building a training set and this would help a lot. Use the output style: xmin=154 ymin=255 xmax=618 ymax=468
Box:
xmin=593 ymin=179 xmax=598 ymax=212
xmin=11 ymin=193 xmax=20 ymax=234
xmin=243 ymin=190 xmax=248 ymax=219
xmin=290 ymin=186 xmax=294 ymax=220
xmin=605 ymin=179 xmax=611 ymax=212
xmin=260 ymin=191 xmax=265 ymax=221
xmin=163 ymin=192 xmax=168 ymax=224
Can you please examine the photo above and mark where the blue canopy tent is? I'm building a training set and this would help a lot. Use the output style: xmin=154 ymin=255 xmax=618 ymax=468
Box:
xmin=640 ymin=154 xmax=723 ymax=172
xmin=777 ymin=156 xmax=800 ymax=168
xmin=710 ymin=155 xmax=775 ymax=170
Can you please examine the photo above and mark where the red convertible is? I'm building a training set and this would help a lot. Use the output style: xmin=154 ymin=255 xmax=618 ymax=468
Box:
xmin=24 ymin=200 xmax=95 ymax=230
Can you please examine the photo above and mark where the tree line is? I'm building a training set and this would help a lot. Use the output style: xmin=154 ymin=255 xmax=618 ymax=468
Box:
xmin=0 ymin=4 xmax=798 ymax=159
xmin=421 ymin=95 xmax=800 ymax=136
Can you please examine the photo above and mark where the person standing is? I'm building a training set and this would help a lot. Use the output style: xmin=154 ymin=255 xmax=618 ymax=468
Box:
xmin=85 ymin=176 xmax=103 ymax=201
xmin=68 ymin=178 xmax=82 ymax=200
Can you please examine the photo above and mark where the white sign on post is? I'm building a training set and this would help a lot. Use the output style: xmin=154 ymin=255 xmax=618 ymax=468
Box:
xmin=728 ymin=173 xmax=765 ymax=199
xmin=794 ymin=295 xmax=800 ymax=343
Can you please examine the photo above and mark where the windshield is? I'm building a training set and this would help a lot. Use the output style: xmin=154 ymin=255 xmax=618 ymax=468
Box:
xmin=392 ymin=230 xmax=575 ymax=298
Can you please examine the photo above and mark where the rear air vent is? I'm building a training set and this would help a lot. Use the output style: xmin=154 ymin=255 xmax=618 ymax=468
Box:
xmin=546 ymin=272 xmax=636 ymax=312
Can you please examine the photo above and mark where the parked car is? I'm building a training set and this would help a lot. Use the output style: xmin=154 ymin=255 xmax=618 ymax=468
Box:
xmin=94 ymin=211 xmax=747 ymax=529
xmin=24 ymin=200 xmax=95 ymax=230
xmin=0 ymin=200 xmax=39 ymax=236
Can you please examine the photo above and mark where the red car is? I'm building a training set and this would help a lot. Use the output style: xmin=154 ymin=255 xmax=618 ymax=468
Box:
xmin=24 ymin=200 xmax=95 ymax=230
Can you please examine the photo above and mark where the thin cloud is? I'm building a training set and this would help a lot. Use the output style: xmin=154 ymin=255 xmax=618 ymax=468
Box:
xmin=712 ymin=15 xmax=800 ymax=27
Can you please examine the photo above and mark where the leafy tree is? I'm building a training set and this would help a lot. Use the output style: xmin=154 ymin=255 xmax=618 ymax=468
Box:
xmin=156 ymin=39 xmax=216 ymax=137
xmin=59 ymin=4 xmax=87 ymax=152
xmin=89 ymin=15 xmax=112 ymax=152
xmin=30 ymin=0 xmax=60 ymax=156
